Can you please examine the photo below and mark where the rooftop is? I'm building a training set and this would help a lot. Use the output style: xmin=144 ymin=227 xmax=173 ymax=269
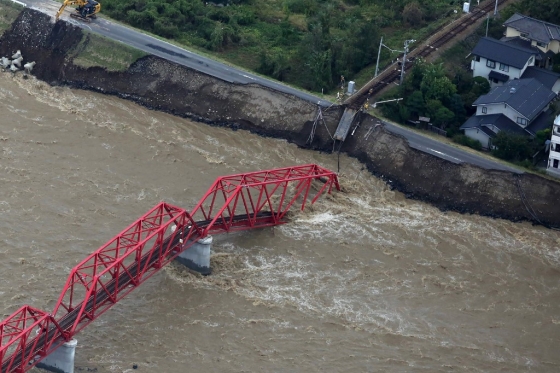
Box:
xmin=472 ymin=37 xmax=537 ymax=69
xmin=461 ymin=110 xmax=553 ymax=137
xmin=526 ymin=109 xmax=554 ymax=136
xmin=460 ymin=114 xmax=527 ymax=136
xmin=504 ymin=13 xmax=560 ymax=44
xmin=521 ymin=66 xmax=560 ymax=91
xmin=473 ymin=78 xmax=556 ymax=121
xmin=500 ymin=36 xmax=551 ymax=61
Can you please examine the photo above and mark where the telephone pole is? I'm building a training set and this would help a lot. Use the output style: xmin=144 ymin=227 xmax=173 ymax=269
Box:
xmin=375 ymin=36 xmax=383 ymax=77
xmin=399 ymin=39 xmax=415 ymax=86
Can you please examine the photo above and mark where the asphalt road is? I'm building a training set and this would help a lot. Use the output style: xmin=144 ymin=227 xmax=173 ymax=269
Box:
xmin=22 ymin=0 xmax=332 ymax=106
xmin=19 ymin=0 xmax=521 ymax=173
xmin=380 ymin=121 xmax=521 ymax=173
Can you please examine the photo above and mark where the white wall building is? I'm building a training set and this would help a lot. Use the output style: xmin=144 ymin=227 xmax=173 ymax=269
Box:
xmin=460 ymin=78 xmax=556 ymax=149
xmin=548 ymin=115 xmax=560 ymax=176
xmin=470 ymin=37 xmax=537 ymax=86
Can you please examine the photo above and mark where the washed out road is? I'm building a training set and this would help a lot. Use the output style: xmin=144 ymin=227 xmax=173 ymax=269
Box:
xmin=20 ymin=0 xmax=521 ymax=173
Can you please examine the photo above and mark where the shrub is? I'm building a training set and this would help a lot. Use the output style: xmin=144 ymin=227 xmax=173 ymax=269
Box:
xmin=452 ymin=134 xmax=482 ymax=150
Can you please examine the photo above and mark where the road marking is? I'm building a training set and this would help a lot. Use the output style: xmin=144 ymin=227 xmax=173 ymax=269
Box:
xmin=425 ymin=148 xmax=462 ymax=162
xmin=9 ymin=0 xmax=26 ymax=6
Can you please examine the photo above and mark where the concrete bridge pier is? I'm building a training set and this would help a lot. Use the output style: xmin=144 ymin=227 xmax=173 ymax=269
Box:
xmin=37 ymin=338 xmax=77 ymax=373
xmin=176 ymin=236 xmax=213 ymax=275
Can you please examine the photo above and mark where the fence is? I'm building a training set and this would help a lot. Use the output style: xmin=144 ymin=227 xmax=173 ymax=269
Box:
xmin=428 ymin=124 xmax=447 ymax=137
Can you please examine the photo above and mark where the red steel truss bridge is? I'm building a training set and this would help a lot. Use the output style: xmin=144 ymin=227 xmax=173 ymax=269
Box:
xmin=0 ymin=164 xmax=340 ymax=373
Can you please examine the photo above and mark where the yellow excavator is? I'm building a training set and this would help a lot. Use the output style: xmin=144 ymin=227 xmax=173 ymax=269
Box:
xmin=55 ymin=0 xmax=101 ymax=21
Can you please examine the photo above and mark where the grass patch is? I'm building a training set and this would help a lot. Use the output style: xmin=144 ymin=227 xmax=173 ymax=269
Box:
xmin=0 ymin=0 xmax=24 ymax=35
xmin=70 ymin=32 xmax=147 ymax=71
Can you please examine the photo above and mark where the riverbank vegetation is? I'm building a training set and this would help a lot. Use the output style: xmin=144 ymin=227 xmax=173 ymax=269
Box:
xmin=70 ymin=32 xmax=148 ymax=71
xmin=0 ymin=0 xmax=24 ymax=34
xmin=100 ymin=0 xmax=469 ymax=92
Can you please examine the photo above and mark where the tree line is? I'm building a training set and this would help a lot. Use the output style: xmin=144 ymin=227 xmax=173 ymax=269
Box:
xmin=100 ymin=0 xmax=467 ymax=91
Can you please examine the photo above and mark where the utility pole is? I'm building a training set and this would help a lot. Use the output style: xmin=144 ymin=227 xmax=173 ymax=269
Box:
xmin=375 ymin=36 xmax=383 ymax=78
xmin=486 ymin=13 xmax=490 ymax=36
xmin=493 ymin=0 xmax=498 ymax=16
xmin=399 ymin=39 xmax=415 ymax=86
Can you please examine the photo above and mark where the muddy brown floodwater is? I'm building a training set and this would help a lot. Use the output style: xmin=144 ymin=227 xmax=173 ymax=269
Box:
xmin=0 ymin=72 xmax=559 ymax=373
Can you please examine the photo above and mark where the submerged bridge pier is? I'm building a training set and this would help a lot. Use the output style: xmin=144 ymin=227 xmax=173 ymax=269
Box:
xmin=176 ymin=236 xmax=214 ymax=275
xmin=0 ymin=164 xmax=340 ymax=373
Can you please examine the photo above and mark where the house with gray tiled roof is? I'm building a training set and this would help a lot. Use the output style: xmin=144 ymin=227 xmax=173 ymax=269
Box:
xmin=521 ymin=66 xmax=560 ymax=94
xmin=504 ymin=13 xmax=560 ymax=54
xmin=502 ymin=13 xmax=560 ymax=69
xmin=470 ymin=37 xmax=537 ymax=87
xmin=460 ymin=78 xmax=556 ymax=148
xmin=500 ymin=35 xmax=554 ymax=69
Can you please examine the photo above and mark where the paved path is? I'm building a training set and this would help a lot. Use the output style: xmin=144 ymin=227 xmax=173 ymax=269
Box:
xmin=18 ymin=0 xmax=522 ymax=173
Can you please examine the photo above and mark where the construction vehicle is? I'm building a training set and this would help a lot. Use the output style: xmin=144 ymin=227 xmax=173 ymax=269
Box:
xmin=55 ymin=0 xmax=100 ymax=21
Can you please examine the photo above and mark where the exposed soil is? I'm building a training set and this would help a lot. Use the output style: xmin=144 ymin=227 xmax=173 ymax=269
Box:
xmin=2 ymin=8 xmax=559 ymax=228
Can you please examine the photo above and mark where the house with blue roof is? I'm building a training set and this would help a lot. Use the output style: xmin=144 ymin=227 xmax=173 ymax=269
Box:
xmin=460 ymin=78 xmax=556 ymax=149
xmin=470 ymin=37 xmax=538 ymax=86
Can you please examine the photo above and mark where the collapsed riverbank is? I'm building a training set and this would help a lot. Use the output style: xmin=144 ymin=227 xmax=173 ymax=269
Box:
xmin=2 ymin=8 xmax=560 ymax=228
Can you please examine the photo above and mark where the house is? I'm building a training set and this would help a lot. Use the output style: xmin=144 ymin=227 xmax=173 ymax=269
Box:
xmin=503 ymin=14 xmax=560 ymax=69
xmin=504 ymin=13 xmax=560 ymax=54
xmin=500 ymin=36 xmax=554 ymax=69
xmin=460 ymin=78 xmax=556 ymax=148
xmin=470 ymin=37 xmax=537 ymax=86
xmin=548 ymin=115 xmax=560 ymax=176
xmin=521 ymin=66 xmax=560 ymax=94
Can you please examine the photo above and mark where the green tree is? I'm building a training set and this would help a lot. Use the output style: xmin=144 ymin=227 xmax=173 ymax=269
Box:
xmin=492 ymin=132 xmax=532 ymax=161
xmin=449 ymin=94 xmax=466 ymax=123
xmin=398 ymin=104 xmax=411 ymax=122
xmin=453 ymin=70 xmax=474 ymax=95
xmin=299 ymin=22 xmax=333 ymax=91
xmin=462 ymin=76 xmax=491 ymax=110
xmin=515 ymin=0 xmax=560 ymax=24
xmin=531 ymin=128 xmax=552 ymax=154
xmin=409 ymin=58 xmax=426 ymax=91
xmin=425 ymin=99 xmax=444 ymax=120
xmin=472 ymin=76 xmax=491 ymax=96
xmin=207 ymin=22 xmax=237 ymax=51
xmin=257 ymin=47 xmax=290 ymax=81
xmin=433 ymin=106 xmax=455 ymax=128
xmin=406 ymin=90 xmax=425 ymax=117
xmin=402 ymin=1 xmax=423 ymax=27
xmin=420 ymin=64 xmax=456 ymax=104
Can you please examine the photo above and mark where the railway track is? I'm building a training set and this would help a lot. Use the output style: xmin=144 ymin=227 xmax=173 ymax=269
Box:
xmin=345 ymin=0 xmax=509 ymax=109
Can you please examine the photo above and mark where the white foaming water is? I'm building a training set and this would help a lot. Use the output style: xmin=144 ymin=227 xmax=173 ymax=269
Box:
xmin=1 ymin=72 xmax=559 ymax=372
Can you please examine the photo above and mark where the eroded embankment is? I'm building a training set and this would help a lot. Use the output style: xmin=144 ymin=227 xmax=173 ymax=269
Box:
xmin=2 ymin=8 xmax=560 ymax=228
